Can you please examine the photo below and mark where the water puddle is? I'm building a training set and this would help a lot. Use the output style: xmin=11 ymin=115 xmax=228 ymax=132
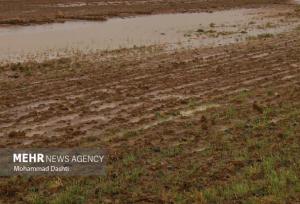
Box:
xmin=104 ymin=103 xmax=221 ymax=142
xmin=0 ymin=7 xmax=297 ymax=62
xmin=180 ymin=104 xmax=220 ymax=117
xmin=44 ymin=0 xmax=166 ymax=8
xmin=294 ymin=0 xmax=300 ymax=4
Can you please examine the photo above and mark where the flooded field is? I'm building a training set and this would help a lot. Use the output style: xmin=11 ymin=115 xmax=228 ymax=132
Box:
xmin=1 ymin=0 xmax=300 ymax=203
xmin=0 ymin=6 xmax=298 ymax=62
xmin=0 ymin=0 xmax=285 ymax=25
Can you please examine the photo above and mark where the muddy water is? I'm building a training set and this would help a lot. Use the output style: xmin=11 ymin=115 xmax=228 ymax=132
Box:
xmin=0 ymin=8 xmax=296 ymax=62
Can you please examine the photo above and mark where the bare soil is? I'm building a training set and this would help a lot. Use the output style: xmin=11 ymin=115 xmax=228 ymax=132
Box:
xmin=0 ymin=30 xmax=300 ymax=203
xmin=0 ymin=1 xmax=300 ymax=204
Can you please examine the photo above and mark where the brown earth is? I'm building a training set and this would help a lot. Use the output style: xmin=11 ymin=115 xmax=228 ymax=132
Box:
xmin=0 ymin=1 xmax=300 ymax=204
xmin=0 ymin=31 xmax=299 ymax=148
xmin=0 ymin=0 xmax=289 ymax=25
xmin=0 ymin=28 xmax=300 ymax=203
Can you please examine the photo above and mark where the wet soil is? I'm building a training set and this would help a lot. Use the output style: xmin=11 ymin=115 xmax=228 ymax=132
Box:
xmin=0 ymin=27 xmax=300 ymax=203
xmin=1 ymin=29 xmax=299 ymax=147
xmin=0 ymin=1 xmax=300 ymax=204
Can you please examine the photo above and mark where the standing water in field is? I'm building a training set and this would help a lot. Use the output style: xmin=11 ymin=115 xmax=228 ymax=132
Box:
xmin=0 ymin=7 xmax=298 ymax=62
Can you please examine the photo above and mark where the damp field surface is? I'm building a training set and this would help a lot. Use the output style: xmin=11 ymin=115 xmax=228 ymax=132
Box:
xmin=1 ymin=0 xmax=300 ymax=204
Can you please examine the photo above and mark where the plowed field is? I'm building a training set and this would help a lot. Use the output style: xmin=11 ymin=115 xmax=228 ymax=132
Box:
xmin=0 ymin=1 xmax=300 ymax=203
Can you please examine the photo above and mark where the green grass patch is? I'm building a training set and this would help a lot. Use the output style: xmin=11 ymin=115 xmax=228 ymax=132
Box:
xmin=51 ymin=183 xmax=86 ymax=204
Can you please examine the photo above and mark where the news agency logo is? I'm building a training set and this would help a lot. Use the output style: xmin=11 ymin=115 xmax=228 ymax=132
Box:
xmin=0 ymin=148 xmax=106 ymax=176
xmin=13 ymin=153 xmax=44 ymax=163
xmin=12 ymin=153 xmax=105 ymax=163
